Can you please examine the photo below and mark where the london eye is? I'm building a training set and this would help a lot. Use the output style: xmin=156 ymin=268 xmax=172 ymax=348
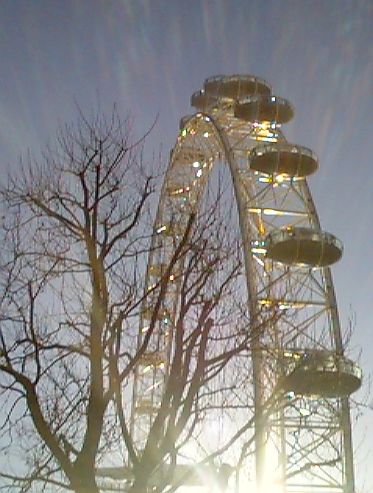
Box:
xmin=131 ymin=74 xmax=362 ymax=493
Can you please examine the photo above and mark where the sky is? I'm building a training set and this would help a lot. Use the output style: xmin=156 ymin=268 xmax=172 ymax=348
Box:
xmin=0 ymin=0 xmax=372 ymax=490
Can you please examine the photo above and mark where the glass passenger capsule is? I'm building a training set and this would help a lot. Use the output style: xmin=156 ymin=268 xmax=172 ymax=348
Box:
xmin=235 ymin=94 xmax=294 ymax=124
xmin=264 ymin=227 xmax=343 ymax=267
xmin=190 ymin=90 xmax=220 ymax=111
xmin=250 ymin=143 xmax=318 ymax=177
xmin=281 ymin=350 xmax=362 ymax=398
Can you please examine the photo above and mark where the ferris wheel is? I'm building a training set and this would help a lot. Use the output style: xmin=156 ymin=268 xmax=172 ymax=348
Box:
xmin=130 ymin=75 xmax=362 ymax=493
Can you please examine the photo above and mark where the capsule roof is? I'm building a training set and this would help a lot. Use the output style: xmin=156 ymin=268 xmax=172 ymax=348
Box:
xmin=204 ymin=74 xmax=271 ymax=99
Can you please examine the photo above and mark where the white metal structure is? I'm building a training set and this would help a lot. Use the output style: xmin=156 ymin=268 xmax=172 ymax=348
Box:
xmin=130 ymin=75 xmax=361 ymax=493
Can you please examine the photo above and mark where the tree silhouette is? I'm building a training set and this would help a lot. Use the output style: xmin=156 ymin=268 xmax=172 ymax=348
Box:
xmin=0 ymin=110 xmax=278 ymax=493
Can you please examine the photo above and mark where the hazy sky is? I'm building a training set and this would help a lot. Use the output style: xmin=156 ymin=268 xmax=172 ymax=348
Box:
xmin=0 ymin=0 xmax=372 ymax=490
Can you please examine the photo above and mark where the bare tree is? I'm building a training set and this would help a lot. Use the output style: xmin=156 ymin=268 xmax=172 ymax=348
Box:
xmin=0 ymin=110 xmax=274 ymax=493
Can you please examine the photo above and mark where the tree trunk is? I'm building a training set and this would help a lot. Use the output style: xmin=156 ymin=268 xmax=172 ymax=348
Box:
xmin=70 ymin=468 xmax=100 ymax=493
